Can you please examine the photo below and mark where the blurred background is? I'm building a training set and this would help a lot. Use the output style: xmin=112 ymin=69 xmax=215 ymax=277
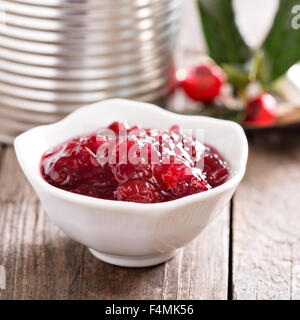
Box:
xmin=1 ymin=0 xmax=300 ymax=143
xmin=0 ymin=0 xmax=182 ymax=142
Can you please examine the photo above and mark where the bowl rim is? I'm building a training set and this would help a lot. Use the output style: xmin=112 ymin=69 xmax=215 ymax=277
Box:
xmin=14 ymin=98 xmax=248 ymax=211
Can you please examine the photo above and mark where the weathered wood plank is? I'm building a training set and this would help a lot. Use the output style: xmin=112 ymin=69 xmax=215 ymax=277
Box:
xmin=232 ymin=130 xmax=300 ymax=300
xmin=0 ymin=147 xmax=229 ymax=299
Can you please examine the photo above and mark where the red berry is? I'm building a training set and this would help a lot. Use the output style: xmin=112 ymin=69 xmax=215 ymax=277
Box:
xmin=108 ymin=121 xmax=130 ymax=134
xmin=41 ymin=122 xmax=230 ymax=203
xmin=40 ymin=135 xmax=115 ymax=194
xmin=158 ymin=163 xmax=192 ymax=185
xmin=72 ymin=177 xmax=116 ymax=200
xmin=204 ymin=145 xmax=229 ymax=188
xmin=245 ymin=93 xmax=277 ymax=126
xmin=181 ymin=64 xmax=226 ymax=102
xmin=114 ymin=180 xmax=161 ymax=203
xmin=170 ymin=176 xmax=210 ymax=198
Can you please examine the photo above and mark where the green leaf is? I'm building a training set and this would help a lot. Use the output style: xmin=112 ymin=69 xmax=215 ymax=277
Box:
xmin=262 ymin=0 xmax=300 ymax=82
xmin=197 ymin=0 xmax=251 ymax=64
xmin=199 ymin=105 xmax=245 ymax=122
xmin=177 ymin=104 xmax=245 ymax=123
xmin=248 ymin=50 xmax=271 ymax=88
xmin=222 ymin=63 xmax=250 ymax=90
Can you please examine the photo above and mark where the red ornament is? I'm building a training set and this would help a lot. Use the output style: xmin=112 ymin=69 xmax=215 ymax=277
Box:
xmin=245 ymin=93 xmax=277 ymax=126
xmin=181 ymin=64 xmax=226 ymax=102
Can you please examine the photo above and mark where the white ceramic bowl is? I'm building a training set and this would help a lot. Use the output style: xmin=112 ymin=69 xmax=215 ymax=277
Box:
xmin=14 ymin=99 xmax=248 ymax=267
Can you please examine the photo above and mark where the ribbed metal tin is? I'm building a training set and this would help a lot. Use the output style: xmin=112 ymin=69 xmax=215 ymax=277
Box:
xmin=0 ymin=0 xmax=182 ymax=143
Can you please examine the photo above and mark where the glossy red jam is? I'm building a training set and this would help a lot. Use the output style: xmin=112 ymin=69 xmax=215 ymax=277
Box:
xmin=40 ymin=122 xmax=229 ymax=203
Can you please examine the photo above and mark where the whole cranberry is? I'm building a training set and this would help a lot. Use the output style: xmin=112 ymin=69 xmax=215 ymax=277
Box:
xmin=203 ymin=145 xmax=229 ymax=188
xmin=181 ymin=64 xmax=226 ymax=102
xmin=245 ymin=93 xmax=277 ymax=126
xmin=170 ymin=177 xmax=210 ymax=198
xmin=114 ymin=180 xmax=161 ymax=203
xmin=108 ymin=121 xmax=130 ymax=134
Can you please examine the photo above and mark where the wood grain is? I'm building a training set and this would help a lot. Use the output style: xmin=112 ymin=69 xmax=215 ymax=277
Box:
xmin=0 ymin=147 xmax=229 ymax=300
xmin=232 ymin=130 xmax=300 ymax=300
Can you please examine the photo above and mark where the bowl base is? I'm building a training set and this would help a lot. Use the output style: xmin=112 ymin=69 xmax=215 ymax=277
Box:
xmin=88 ymin=248 xmax=178 ymax=267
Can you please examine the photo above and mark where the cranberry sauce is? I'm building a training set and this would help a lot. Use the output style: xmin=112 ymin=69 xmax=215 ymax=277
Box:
xmin=40 ymin=122 xmax=229 ymax=203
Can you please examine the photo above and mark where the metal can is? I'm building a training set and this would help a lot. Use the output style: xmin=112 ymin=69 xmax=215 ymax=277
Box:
xmin=0 ymin=0 xmax=182 ymax=143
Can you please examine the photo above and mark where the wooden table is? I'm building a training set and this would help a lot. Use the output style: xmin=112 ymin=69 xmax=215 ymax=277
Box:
xmin=1 ymin=128 xmax=300 ymax=300
xmin=1 ymin=0 xmax=300 ymax=300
